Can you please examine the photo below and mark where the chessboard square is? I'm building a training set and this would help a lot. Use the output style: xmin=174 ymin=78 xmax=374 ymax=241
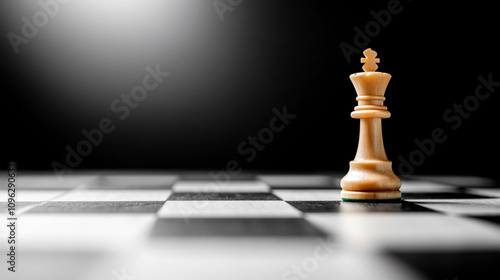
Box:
xmin=151 ymin=218 xmax=325 ymax=237
xmin=413 ymin=199 xmax=500 ymax=215
xmin=273 ymin=189 xmax=341 ymax=201
xmin=25 ymin=201 xmax=165 ymax=214
xmin=179 ymin=172 xmax=256 ymax=180
xmin=306 ymin=213 xmax=500 ymax=251
xmin=168 ymin=192 xmax=279 ymax=201
xmin=0 ymin=251 xmax=108 ymax=280
xmin=53 ymin=190 xmax=172 ymax=202
xmin=172 ymin=181 xmax=269 ymax=193
xmin=412 ymin=175 xmax=498 ymax=188
xmin=401 ymin=180 xmax=495 ymax=200
xmin=288 ymin=201 xmax=341 ymax=213
xmin=468 ymin=215 xmax=500 ymax=227
xmin=467 ymin=188 xmax=500 ymax=198
xmin=0 ymin=190 xmax=66 ymax=202
xmin=17 ymin=214 xmax=157 ymax=251
xmin=157 ymin=200 xmax=301 ymax=218
xmin=87 ymin=173 xmax=178 ymax=189
xmin=389 ymin=250 xmax=500 ymax=280
xmin=401 ymin=180 xmax=457 ymax=193
xmin=258 ymin=175 xmax=339 ymax=189
xmin=289 ymin=201 xmax=433 ymax=213
xmin=402 ymin=192 xmax=492 ymax=200
xmin=16 ymin=173 xmax=98 ymax=189
xmin=0 ymin=202 xmax=39 ymax=213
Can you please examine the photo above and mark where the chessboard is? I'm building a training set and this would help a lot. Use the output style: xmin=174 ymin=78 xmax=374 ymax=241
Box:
xmin=1 ymin=172 xmax=500 ymax=280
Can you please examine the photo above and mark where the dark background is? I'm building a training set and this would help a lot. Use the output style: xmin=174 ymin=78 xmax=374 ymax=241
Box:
xmin=2 ymin=0 xmax=499 ymax=177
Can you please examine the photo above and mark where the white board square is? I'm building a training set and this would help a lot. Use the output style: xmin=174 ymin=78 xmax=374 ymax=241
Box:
xmin=172 ymin=181 xmax=269 ymax=193
xmin=54 ymin=190 xmax=171 ymax=202
xmin=157 ymin=200 xmax=301 ymax=218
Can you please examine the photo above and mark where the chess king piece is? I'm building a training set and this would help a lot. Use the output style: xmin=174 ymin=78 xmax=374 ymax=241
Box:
xmin=340 ymin=48 xmax=401 ymax=201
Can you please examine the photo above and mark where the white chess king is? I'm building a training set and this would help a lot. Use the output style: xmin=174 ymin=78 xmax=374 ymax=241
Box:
xmin=340 ymin=48 xmax=402 ymax=201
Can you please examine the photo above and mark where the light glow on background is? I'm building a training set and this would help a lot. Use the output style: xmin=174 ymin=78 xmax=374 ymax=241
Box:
xmin=1 ymin=0 xmax=277 ymax=165
xmin=3 ymin=0 xmax=240 ymax=122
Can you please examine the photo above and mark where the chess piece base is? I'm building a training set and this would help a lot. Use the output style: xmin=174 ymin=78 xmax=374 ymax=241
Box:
xmin=341 ymin=190 xmax=401 ymax=201
xmin=341 ymin=160 xmax=401 ymax=201
xmin=341 ymin=160 xmax=401 ymax=190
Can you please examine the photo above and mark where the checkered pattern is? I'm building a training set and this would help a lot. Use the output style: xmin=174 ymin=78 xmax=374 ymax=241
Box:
xmin=1 ymin=173 xmax=500 ymax=280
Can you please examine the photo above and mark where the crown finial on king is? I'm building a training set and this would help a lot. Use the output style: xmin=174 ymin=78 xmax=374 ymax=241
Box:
xmin=360 ymin=48 xmax=380 ymax=72
xmin=350 ymin=48 xmax=391 ymax=119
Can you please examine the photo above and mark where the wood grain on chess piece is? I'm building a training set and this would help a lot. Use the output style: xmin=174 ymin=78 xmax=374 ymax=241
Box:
xmin=341 ymin=48 xmax=402 ymax=201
